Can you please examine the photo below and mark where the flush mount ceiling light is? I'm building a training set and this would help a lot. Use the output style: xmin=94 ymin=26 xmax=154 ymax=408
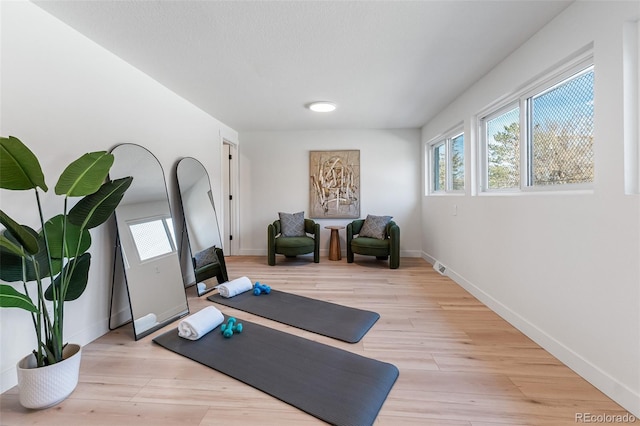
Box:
xmin=307 ymin=101 xmax=336 ymax=112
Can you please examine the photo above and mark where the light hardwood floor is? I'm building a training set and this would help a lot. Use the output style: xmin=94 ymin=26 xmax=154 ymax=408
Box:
xmin=0 ymin=256 xmax=633 ymax=425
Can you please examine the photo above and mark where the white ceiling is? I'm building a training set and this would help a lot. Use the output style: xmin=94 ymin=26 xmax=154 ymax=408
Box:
xmin=34 ymin=0 xmax=573 ymax=132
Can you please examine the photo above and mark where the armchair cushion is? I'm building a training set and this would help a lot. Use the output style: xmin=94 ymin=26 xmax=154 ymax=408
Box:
xmin=350 ymin=236 xmax=390 ymax=257
xmin=279 ymin=211 xmax=306 ymax=237
xmin=275 ymin=236 xmax=315 ymax=252
xmin=358 ymin=214 xmax=392 ymax=239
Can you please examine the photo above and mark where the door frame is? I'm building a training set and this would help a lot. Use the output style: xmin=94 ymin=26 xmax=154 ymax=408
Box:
xmin=222 ymin=139 xmax=239 ymax=255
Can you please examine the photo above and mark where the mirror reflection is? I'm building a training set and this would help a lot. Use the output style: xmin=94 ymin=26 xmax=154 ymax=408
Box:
xmin=176 ymin=157 xmax=228 ymax=296
xmin=110 ymin=144 xmax=189 ymax=339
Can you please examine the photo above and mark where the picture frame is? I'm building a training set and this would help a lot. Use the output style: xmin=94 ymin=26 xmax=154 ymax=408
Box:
xmin=309 ymin=150 xmax=360 ymax=218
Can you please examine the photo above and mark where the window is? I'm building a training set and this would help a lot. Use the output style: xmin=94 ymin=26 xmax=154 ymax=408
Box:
xmin=429 ymin=127 xmax=464 ymax=193
xmin=433 ymin=142 xmax=446 ymax=191
xmin=128 ymin=217 xmax=177 ymax=262
xmin=451 ymin=133 xmax=465 ymax=190
xmin=485 ymin=104 xmax=520 ymax=190
xmin=480 ymin=57 xmax=594 ymax=192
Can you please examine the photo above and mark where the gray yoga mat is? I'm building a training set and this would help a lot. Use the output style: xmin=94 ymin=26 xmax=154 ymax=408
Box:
xmin=153 ymin=319 xmax=398 ymax=426
xmin=207 ymin=289 xmax=379 ymax=343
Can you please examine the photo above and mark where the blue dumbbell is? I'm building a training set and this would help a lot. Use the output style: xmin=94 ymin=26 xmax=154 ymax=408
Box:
xmin=253 ymin=281 xmax=271 ymax=296
xmin=220 ymin=317 xmax=243 ymax=338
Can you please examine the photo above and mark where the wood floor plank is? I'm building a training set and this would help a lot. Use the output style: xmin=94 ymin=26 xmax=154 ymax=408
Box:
xmin=0 ymin=256 xmax=632 ymax=425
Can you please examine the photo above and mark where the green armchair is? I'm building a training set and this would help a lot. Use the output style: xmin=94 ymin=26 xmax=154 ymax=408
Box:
xmin=192 ymin=246 xmax=228 ymax=284
xmin=347 ymin=218 xmax=400 ymax=269
xmin=268 ymin=218 xmax=320 ymax=265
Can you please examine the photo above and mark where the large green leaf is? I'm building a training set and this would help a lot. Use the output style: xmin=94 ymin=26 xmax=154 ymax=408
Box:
xmin=45 ymin=252 xmax=90 ymax=301
xmin=0 ymin=136 xmax=48 ymax=191
xmin=1 ymin=227 xmax=37 ymax=282
xmin=0 ymin=234 xmax=27 ymax=258
xmin=68 ymin=177 xmax=132 ymax=229
xmin=0 ymin=284 xmax=38 ymax=313
xmin=0 ymin=210 xmax=39 ymax=254
xmin=0 ymin=231 xmax=61 ymax=282
xmin=43 ymin=215 xmax=91 ymax=259
xmin=0 ymin=246 xmax=27 ymax=282
xmin=54 ymin=151 xmax=114 ymax=197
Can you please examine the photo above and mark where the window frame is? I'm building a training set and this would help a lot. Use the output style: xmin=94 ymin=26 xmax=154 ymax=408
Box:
xmin=427 ymin=124 xmax=465 ymax=195
xmin=431 ymin=140 xmax=446 ymax=193
xmin=478 ymin=53 xmax=595 ymax=194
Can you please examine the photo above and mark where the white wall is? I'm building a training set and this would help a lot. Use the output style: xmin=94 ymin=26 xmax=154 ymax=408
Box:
xmin=421 ymin=1 xmax=640 ymax=416
xmin=0 ymin=1 xmax=237 ymax=392
xmin=238 ymin=129 xmax=422 ymax=257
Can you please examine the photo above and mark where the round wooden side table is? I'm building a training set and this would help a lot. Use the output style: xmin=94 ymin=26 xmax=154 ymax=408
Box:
xmin=325 ymin=226 xmax=345 ymax=261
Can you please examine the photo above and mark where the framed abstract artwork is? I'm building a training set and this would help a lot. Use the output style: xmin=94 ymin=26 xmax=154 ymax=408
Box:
xmin=309 ymin=150 xmax=360 ymax=218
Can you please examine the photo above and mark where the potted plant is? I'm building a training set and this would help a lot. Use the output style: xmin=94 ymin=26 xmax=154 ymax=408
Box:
xmin=0 ymin=136 xmax=132 ymax=409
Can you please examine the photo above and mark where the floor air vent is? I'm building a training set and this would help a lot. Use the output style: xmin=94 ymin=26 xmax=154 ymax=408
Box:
xmin=433 ymin=261 xmax=447 ymax=275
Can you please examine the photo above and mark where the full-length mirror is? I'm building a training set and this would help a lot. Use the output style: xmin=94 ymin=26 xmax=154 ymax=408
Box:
xmin=110 ymin=144 xmax=189 ymax=339
xmin=176 ymin=157 xmax=228 ymax=296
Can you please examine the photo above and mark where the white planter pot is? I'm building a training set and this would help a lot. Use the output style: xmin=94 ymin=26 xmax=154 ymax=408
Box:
xmin=16 ymin=343 xmax=82 ymax=409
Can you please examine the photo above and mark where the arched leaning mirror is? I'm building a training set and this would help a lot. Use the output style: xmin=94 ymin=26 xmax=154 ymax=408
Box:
xmin=110 ymin=144 xmax=189 ymax=339
xmin=176 ymin=157 xmax=228 ymax=296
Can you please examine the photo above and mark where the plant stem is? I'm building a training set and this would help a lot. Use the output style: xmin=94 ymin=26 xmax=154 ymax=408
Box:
xmin=35 ymin=189 xmax=62 ymax=364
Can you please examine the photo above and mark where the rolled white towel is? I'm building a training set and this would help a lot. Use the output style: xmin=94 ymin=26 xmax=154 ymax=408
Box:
xmin=217 ymin=276 xmax=253 ymax=298
xmin=134 ymin=313 xmax=158 ymax=333
xmin=178 ymin=306 xmax=225 ymax=340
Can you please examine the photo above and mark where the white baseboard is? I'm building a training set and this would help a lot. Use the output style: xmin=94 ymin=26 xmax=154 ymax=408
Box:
xmin=421 ymin=252 xmax=640 ymax=417
xmin=1 ymin=366 xmax=17 ymax=394
xmin=238 ymin=249 xmax=265 ymax=256
xmin=110 ymin=307 xmax=132 ymax=329
xmin=238 ymin=249 xmax=423 ymax=257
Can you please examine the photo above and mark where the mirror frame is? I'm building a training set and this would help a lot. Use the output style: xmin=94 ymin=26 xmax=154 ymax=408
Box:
xmin=176 ymin=157 xmax=228 ymax=296
xmin=109 ymin=143 xmax=189 ymax=340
